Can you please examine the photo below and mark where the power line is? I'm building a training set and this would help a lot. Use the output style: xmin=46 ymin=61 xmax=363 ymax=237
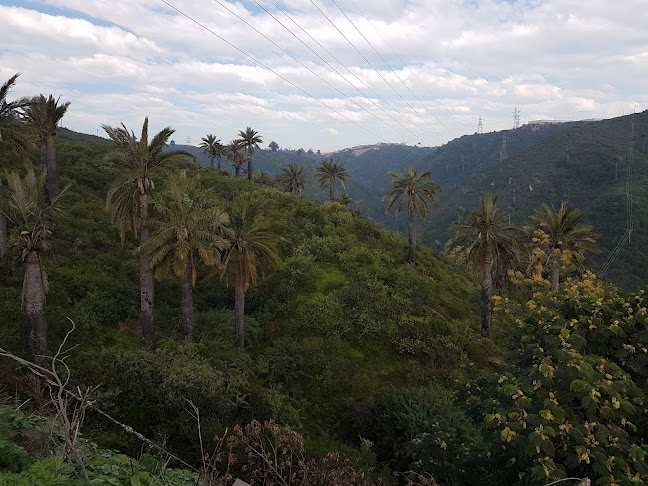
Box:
xmin=159 ymin=0 xmax=434 ymax=166
xmin=246 ymin=0 xmax=432 ymax=146
xmin=308 ymin=0 xmax=446 ymax=145
xmin=263 ymin=0 xmax=436 ymax=145
xmin=159 ymin=0 xmax=400 ymax=145
xmin=330 ymin=0 xmax=455 ymax=141
xmin=348 ymin=0 xmax=476 ymax=135
xmin=599 ymin=112 xmax=635 ymax=276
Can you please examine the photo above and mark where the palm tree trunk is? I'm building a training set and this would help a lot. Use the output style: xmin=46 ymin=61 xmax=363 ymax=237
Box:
xmin=480 ymin=254 xmax=494 ymax=339
xmin=44 ymin=135 xmax=59 ymax=200
xmin=329 ymin=181 xmax=334 ymax=202
xmin=234 ymin=164 xmax=241 ymax=178
xmin=181 ymin=260 xmax=194 ymax=342
xmin=235 ymin=266 xmax=245 ymax=349
xmin=217 ymin=155 xmax=221 ymax=171
xmin=247 ymin=154 xmax=253 ymax=181
xmin=407 ymin=213 xmax=416 ymax=264
xmin=23 ymin=251 xmax=48 ymax=366
xmin=209 ymin=154 xmax=214 ymax=167
xmin=39 ymin=137 xmax=47 ymax=174
xmin=139 ymin=192 xmax=155 ymax=352
xmin=0 ymin=179 xmax=6 ymax=259
xmin=551 ymin=265 xmax=560 ymax=291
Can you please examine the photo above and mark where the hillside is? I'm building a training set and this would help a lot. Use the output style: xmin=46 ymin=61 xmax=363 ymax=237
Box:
xmin=3 ymin=128 xmax=648 ymax=485
xmin=340 ymin=114 xmax=648 ymax=288
xmin=0 ymin=133 xmax=483 ymax=483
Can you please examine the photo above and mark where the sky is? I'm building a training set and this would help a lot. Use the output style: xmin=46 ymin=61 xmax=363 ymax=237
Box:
xmin=1 ymin=0 xmax=647 ymax=152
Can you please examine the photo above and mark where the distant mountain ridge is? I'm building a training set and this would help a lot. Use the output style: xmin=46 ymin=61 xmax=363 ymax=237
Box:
xmin=349 ymin=112 xmax=648 ymax=288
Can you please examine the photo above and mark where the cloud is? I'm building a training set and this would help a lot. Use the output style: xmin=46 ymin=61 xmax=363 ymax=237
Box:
xmin=1 ymin=0 xmax=646 ymax=151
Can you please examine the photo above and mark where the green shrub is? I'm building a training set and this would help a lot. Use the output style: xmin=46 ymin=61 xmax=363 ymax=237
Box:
xmin=295 ymin=294 xmax=349 ymax=338
xmin=361 ymin=387 xmax=491 ymax=486
xmin=0 ymin=437 xmax=32 ymax=473
xmin=0 ymin=457 xmax=72 ymax=486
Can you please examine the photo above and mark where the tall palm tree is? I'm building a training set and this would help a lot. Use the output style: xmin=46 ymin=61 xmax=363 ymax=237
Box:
xmin=525 ymin=202 xmax=599 ymax=290
xmin=316 ymin=158 xmax=349 ymax=202
xmin=23 ymin=94 xmax=71 ymax=200
xmin=1 ymin=74 xmax=34 ymax=258
xmin=446 ymin=191 xmax=519 ymax=339
xmin=214 ymin=139 xmax=225 ymax=171
xmin=199 ymin=134 xmax=221 ymax=168
xmin=2 ymin=170 xmax=69 ymax=365
xmin=145 ymin=170 xmax=227 ymax=342
xmin=237 ymin=127 xmax=263 ymax=181
xmin=383 ymin=163 xmax=441 ymax=265
xmin=221 ymin=192 xmax=281 ymax=348
xmin=103 ymin=117 xmax=194 ymax=351
xmin=226 ymin=140 xmax=245 ymax=178
xmin=279 ymin=163 xmax=307 ymax=196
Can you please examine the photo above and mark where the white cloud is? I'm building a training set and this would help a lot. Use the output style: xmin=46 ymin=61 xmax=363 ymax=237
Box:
xmin=1 ymin=0 xmax=646 ymax=150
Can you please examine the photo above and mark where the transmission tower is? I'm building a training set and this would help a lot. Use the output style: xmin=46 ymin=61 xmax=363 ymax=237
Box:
xmin=477 ymin=116 xmax=483 ymax=134
xmin=513 ymin=107 xmax=521 ymax=129
xmin=500 ymin=134 xmax=507 ymax=162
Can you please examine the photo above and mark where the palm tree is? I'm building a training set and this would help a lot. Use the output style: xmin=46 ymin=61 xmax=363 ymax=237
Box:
xmin=103 ymin=117 xmax=194 ymax=351
xmin=144 ymin=170 xmax=227 ymax=342
xmin=525 ymin=202 xmax=599 ymax=290
xmin=316 ymin=158 xmax=349 ymax=202
xmin=383 ymin=163 xmax=441 ymax=265
xmin=336 ymin=193 xmax=353 ymax=207
xmin=221 ymin=192 xmax=281 ymax=348
xmin=0 ymin=73 xmax=32 ymax=154
xmin=23 ymin=94 xmax=71 ymax=200
xmin=1 ymin=74 xmax=34 ymax=258
xmin=226 ymin=140 xmax=245 ymax=178
xmin=2 ymin=170 xmax=69 ymax=365
xmin=214 ymin=140 xmax=226 ymax=171
xmin=237 ymin=127 xmax=263 ymax=181
xmin=279 ymin=163 xmax=307 ymax=196
xmin=199 ymin=134 xmax=221 ymax=168
xmin=446 ymin=191 xmax=519 ymax=339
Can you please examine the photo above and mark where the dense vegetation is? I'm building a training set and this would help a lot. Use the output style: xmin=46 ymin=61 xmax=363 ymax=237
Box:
xmin=1 ymin=110 xmax=648 ymax=484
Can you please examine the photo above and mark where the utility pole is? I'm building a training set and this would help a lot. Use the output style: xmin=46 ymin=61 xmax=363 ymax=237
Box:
xmin=500 ymin=134 xmax=507 ymax=162
xmin=513 ymin=107 xmax=520 ymax=129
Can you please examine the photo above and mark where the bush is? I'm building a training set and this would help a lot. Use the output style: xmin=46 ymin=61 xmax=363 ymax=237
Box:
xmin=86 ymin=343 xmax=251 ymax=461
xmin=295 ymin=294 xmax=349 ymax=338
xmin=361 ymin=387 xmax=490 ymax=486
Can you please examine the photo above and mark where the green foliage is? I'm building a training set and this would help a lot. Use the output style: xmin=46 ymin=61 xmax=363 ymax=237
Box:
xmin=360 ymin=387 xmax=491 ymax=486
xmin=0 ymin=457 xmax=72 ymax=486
xmin=476 ymin=275 xmax=648 ymax=484
xmin=81 ymin=445 xmax=198 ymax=485
xmin=84 ymin=342 xmax=251 ymax=456
xmin=0 ymin=436 xmax=32 ymax=473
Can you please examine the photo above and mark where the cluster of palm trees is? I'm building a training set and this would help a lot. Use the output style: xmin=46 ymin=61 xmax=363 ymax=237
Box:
xmin=271 ymin=158 xmax=350 ymax=204
xmin=104 ymin=118 xmax=281 ymax=351
xmin=0 ymin=73 xmax=71 ymax=365
xmin=378 ymin=162 xmax=598 ymax=340
xmin=447 ymin=193 xmax=598 ymax=339
xmin=199 ymin=127 xmax=263 ymax=180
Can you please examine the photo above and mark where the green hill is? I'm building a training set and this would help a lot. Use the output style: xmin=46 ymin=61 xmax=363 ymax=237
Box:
xmin=2 ymin=127 xmax=648 ymax=485
xmin=0 ymin=132 xmax=483 ymax=483
xmin=342 ymin=113 xmax=648 ymax=288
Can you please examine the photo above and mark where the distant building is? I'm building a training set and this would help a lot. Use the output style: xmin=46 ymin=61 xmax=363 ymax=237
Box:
xmin=527 ymin=119 xmax=568 ymax=127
